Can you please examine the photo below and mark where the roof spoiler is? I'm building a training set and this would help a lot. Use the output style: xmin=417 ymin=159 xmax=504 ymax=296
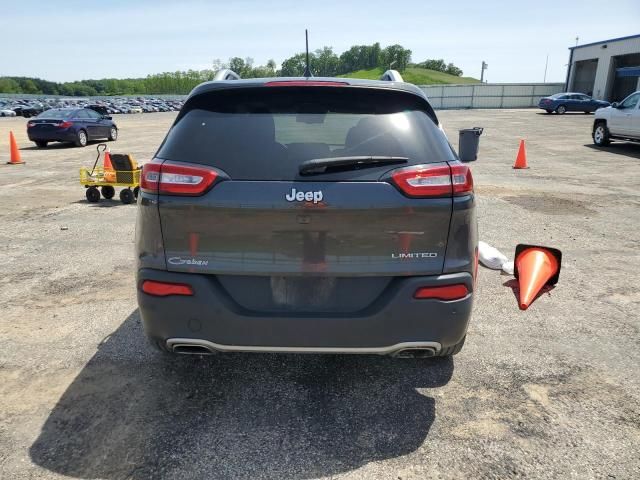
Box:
xmin=214 ymin=69 xmax=241 ymax=81
xmin=379 ymin=70 xmax=404 ymax=82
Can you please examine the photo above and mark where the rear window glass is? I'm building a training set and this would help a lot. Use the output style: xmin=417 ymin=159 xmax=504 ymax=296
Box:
xmin=156 ymin=87 xmax=456 ymax=180
xmin=37 ymin=109 xmax=72 ymax=119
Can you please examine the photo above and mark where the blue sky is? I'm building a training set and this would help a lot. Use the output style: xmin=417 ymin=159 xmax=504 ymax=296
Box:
xmin=2 ymin=0 xmax=639 ymax=82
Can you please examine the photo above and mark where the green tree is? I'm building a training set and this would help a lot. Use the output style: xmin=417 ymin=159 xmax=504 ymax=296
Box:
xmin=380 ymin=45 xmax=412 ymax=72
xmin=248 ymin=59 xmax=277 ymax=78
xmin=280 ymin=52 xmax=312 ymax=76
xmin=22 ymin=79 xmax=41 ymax=94
xmin=228 ymin=57 xmax=254 ymax=77
xmin=0 ymin=78 xmax=21 ymax=93
xmin=369 ymin=43 xmax=381 ymax=69
xmin=313 ymin=47 xmax=340 ymax=76
xmin=416 ymin=59 xmax=447 ymax=72
xmin=445 ymin=63 xmax=463 ymax=76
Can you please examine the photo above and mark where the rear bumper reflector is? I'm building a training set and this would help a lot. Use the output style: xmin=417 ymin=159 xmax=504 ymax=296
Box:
xmin=414 ymin=284 xmax=469 ymax=300
xmin=141 ymin=280 xmax=194 ymax=297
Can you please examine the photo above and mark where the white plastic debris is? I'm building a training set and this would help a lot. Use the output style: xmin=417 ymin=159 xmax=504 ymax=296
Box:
xmin=478 ymin=241 xmax=513 ymax=274
xmin=501 ymin=261 xmax=514 ymax=275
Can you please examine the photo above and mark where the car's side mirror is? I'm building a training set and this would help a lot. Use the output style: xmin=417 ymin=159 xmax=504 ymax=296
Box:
xmin=458 ymin=127 xmax=483 ymax=162
xmin=611 ymin=102 xmax=619 ymax=108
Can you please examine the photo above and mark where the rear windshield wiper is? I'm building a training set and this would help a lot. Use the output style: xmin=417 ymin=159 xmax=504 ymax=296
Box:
xmin=299 ymin=156 xmax=409 ymax=175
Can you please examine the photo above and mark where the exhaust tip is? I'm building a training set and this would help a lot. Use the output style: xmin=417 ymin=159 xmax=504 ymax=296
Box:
xmin=171 ymin=344 xmax=215 ymax=355
xmin=392 ymin=347 xmax=436 ymax=359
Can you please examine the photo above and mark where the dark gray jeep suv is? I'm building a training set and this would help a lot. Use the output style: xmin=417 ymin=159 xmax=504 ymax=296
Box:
xmin=135 ymin=71 xmax=477 ymax=358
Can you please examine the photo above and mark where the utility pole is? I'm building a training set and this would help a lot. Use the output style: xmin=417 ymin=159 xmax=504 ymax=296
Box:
xmin=575 ymin=36 xmax=579 ymax=47
xmin=480 ymin=61 xmax=488 ymax=83
xmin=543 ymin=54 xmax=549 ymax=83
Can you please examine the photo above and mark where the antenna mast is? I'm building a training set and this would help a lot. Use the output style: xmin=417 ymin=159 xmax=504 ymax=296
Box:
xmin=303 ymin=29 xmax=312 ymax=77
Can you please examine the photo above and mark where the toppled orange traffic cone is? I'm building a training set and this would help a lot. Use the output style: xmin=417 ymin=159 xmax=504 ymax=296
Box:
xmin=7 ymin=131 xmax=24 ymax=165
xmin=514 ymin=244 xmax=562 ymax=310
xmin=103 ymin=148 xmax=116 ymax=182
xmin=513 ymin=139 xmax=528 ymax=169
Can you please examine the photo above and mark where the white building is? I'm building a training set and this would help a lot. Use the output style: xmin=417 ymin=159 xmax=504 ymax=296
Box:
xmin=566 ymin=34 xmax=640 ymax=102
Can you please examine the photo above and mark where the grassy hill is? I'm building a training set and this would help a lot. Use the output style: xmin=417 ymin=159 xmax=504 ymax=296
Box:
xmin=338 ymin=67 xmax=479 ymax=85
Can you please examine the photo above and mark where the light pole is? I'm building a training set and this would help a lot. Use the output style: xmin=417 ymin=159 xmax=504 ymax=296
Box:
xmin=480 ymin=61 xmax=488 ymax=83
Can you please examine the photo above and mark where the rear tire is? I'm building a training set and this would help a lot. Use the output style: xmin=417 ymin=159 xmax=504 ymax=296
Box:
xmin=120 ymin=188 xmax=135 ymax=204
xmin=108 ymin=126 xmax=118 ymax=141
xmin=593 ymin=122 xmax=610 ymax=146
xmin=75 ymin=129 xmax=88 ymax=147
xmin=35 ymin=140 xmax=48 ymax=148
xmin=555 ymin=105 xmax=567 ymax=114
xmin=101 ymin=185 xmax=115 ymax=199
xmin=85 ymin=186 xmax=100 ymax=203
xmin=438 ymin=336 xmax=466 ymax=357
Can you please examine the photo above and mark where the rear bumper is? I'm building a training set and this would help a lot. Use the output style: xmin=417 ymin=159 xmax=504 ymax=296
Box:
xmin=27 ymin=130 xmax=76 ymax=142
xmin=137 ymin=268 xmax=474 ymax=354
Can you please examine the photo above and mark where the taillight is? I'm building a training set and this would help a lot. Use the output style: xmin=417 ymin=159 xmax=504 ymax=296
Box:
xmin=450 ymin=162 xmax=473 ymax=196
xmin=391 ymin=163 xmax=453 ymax=197
xmin=140 ymin=160 xmax=162 ymax=193
xmin=390 ymin=162 xmax=473 ymax=198
xmin=57 ymin=121 xmax=73 ymax=128
xmin=264 ymin=80 xmax=348 ymax=87
xmin=414 ymin=284 xmax=469 ymax=300
xmin=140 ymin=159 xmax=218 ymax=196
xmin=141 ymin=280 xmax=193 ymax=297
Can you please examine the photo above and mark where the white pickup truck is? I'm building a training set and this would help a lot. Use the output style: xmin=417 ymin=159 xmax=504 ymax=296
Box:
xmin=593 ymin=91 xmax=640 ymax=146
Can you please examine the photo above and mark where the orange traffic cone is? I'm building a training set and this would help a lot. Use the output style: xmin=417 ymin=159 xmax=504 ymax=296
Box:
xmin=514 ymin=244 xmax=562 ymax=310
xmin=7 ymin=131 xmax=24 ymax=165
xmin=103 ymin=148 xmax=116 ymax=182
xmin=513 ymin=140 xmax=528 ymax=169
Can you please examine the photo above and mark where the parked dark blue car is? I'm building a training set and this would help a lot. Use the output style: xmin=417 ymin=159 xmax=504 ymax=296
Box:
xmin=538 ymin=93 xmax=610 ymax=114
xmin=27 ymin=108 xmax=118 ymax=148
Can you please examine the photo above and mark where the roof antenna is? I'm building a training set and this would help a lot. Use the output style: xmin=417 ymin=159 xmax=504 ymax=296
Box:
xmin=303 ymin=29 xmax=312 ymax=77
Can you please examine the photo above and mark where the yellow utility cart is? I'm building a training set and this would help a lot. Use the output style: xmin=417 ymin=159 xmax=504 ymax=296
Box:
xmin=80 ymin=143 xmax=141 ymax=204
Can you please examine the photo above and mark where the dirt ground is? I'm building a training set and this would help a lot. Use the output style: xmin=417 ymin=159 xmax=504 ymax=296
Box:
xmin=0 ymin=109 xmax=639 ymax=480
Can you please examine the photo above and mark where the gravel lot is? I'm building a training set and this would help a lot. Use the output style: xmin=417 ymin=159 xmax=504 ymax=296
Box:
xmin=1 ymin=109 xmax=639 ymax=479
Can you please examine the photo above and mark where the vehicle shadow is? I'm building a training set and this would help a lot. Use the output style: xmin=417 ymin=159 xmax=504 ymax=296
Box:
xmin=584 ymin=143 xmax=640 ymax=159
xmin=20 ymin=144 xmax=71 ymax=151
xmin=71 ymin=199 xmax=136 ymax=208
xmin=534 ymin=112 xmax=593 ymax=115
xmin=30 ymin=310 xmax=453 ymax=479
xmin=20 ymin=141 xmax=111 ymax=151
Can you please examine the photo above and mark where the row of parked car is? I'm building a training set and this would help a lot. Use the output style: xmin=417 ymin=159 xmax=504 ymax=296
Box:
xmin=0 ymin=97 xmax=185 ymax=118
xmin=538 ymin=90 xmax=640 ymax=146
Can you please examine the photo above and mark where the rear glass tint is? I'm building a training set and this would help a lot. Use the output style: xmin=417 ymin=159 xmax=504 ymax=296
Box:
xmin=156 ymin=87 xmax=456 ymax=180
xmin=37 ymin=109 xmax=72 ymax=119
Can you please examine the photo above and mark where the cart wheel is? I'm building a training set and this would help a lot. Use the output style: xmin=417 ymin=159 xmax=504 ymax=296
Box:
xmin=86 ymin=186 xmax=100 ymax=203
xmin=120 ymin=188 xmax=135 ymax=204
xmin=101 ymin=186 xmax=115 ymax=199
xmin=133 ymin=186 xmax=140 ymax=199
